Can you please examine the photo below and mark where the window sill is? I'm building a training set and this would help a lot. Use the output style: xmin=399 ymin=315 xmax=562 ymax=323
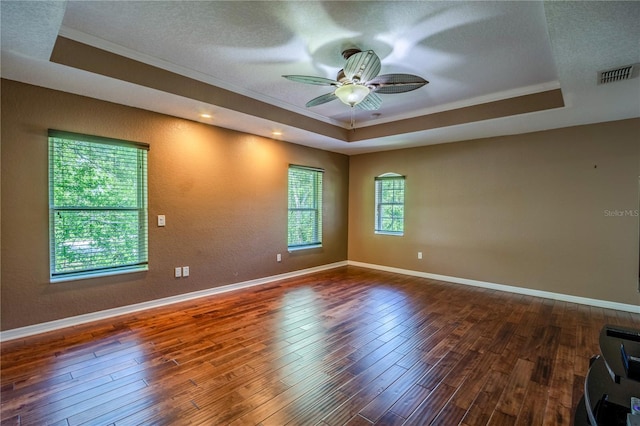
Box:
xmin=51 ymin=265 xmax=148 ymax=283
xmin=375 ymin=231 xmax=404 ymax=237
xmin=288 ymin=244 xmax=322 ymax=252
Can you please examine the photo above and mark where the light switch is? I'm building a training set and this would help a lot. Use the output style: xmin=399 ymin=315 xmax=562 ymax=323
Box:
xmin=158 ymin=215 xmax=166 ymax=227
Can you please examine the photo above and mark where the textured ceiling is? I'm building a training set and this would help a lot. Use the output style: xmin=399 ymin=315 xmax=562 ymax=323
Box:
xmin=1 ymin=1 xmax=639 ymax=154
xmin=57 ymin=1 xmax=558 ymax=125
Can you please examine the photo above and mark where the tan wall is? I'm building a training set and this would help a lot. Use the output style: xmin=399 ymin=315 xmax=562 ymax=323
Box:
xmin=1 ymin=79 xmax=349 ymax=330
xmin=2 ymin=78 xmax=638 ymax=331
xmin=349 ymin=119 xmax=640 ymax=305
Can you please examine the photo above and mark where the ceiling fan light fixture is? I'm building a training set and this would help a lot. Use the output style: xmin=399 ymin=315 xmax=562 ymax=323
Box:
xmin=335 ymin=84 xmax=370 ymax=107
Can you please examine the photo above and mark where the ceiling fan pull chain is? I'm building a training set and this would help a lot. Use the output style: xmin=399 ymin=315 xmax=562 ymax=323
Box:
xmin=350 ymin=106 xmax=356 ymax=129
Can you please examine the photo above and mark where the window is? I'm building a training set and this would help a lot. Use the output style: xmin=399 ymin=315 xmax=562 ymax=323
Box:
xmin=288 ymin=165 xmax=323 ymax=249
xmin=375 ymin=173 xmax=405 ymax=235
xmin=48 ymin=130 xmax=149 ymax=281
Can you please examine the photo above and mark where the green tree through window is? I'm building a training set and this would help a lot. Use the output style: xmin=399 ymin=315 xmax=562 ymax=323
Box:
xmin=49 ymin=130 xmax=149 ymax=280
xmin=375 ymin=174 xmax=405 ymax=235
xmin=288 ymin=165 xmax=323 ymax=248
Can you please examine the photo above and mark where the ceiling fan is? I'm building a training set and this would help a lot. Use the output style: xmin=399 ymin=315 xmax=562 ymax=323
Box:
xmin=283 ymin=48 xmax=428 ymax=111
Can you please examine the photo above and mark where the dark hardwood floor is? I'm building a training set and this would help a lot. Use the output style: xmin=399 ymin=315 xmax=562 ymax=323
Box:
xmin=1 ymin=266 xmax=638 ymax=425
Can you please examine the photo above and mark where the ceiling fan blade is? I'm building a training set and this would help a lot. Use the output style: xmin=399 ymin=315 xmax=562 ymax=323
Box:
xmin=368 ymin=74 xmax=429 ymax=94
xmin=344 ymin=50 xmax=381 ymax=84
xmin=355 ymin=92 xmax=382 ymax=111
xmin=306 ymin=92 xmax=338 ymax=107
xmin=283 ymin=75 xmax=339 ymax=86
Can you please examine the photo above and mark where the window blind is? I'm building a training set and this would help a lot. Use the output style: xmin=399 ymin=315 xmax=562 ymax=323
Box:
xmin=375 ymin=175 xmax=405 ymax=235
xmin=288 ymin=165 xmax=323 ymax=248
xmin=48 ymin=130 xmax=149 ymax=280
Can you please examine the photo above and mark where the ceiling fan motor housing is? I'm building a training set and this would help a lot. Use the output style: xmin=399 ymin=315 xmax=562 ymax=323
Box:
xmin=342 ymin=48 xmax=362 ymax=60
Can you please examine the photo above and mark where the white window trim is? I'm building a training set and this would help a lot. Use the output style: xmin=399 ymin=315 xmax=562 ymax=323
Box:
xmin=287 ymin=165 xmax=324 ymax=249
xmin=48 ymin=130 xmax=149 ymax=282
xmin=375 ymin=173 xmax=405 ymax=236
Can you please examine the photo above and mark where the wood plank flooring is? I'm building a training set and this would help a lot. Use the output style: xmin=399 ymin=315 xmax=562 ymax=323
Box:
xmin=1 ymin=266 xmax=638 ymax=425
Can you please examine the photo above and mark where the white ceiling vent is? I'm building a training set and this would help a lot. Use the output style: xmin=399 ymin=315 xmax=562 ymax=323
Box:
xmin=597 ymin=64 xmax=639 ymax=85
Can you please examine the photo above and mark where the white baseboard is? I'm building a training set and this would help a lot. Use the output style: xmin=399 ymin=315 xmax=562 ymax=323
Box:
xmin=0 ymin=261 xmax=348 ymax=342
xmin=348 ymin=261 xmax=640 ymax=314
xmin=3 ymin=260 xmax=637 ymax=342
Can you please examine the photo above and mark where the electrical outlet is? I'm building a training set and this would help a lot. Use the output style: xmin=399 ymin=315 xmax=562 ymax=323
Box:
xmin=276 ymin=253 xmax=282 ymax=262
xmin=158 ymin=215 xmax=166 ymax=227
xmin=182 ymin=266 xmax=189 ymax=277
xmin=418 ymin=251 xmax=423 ymax=260
xmin=175 ymin=267 xmax=182 ymax=278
